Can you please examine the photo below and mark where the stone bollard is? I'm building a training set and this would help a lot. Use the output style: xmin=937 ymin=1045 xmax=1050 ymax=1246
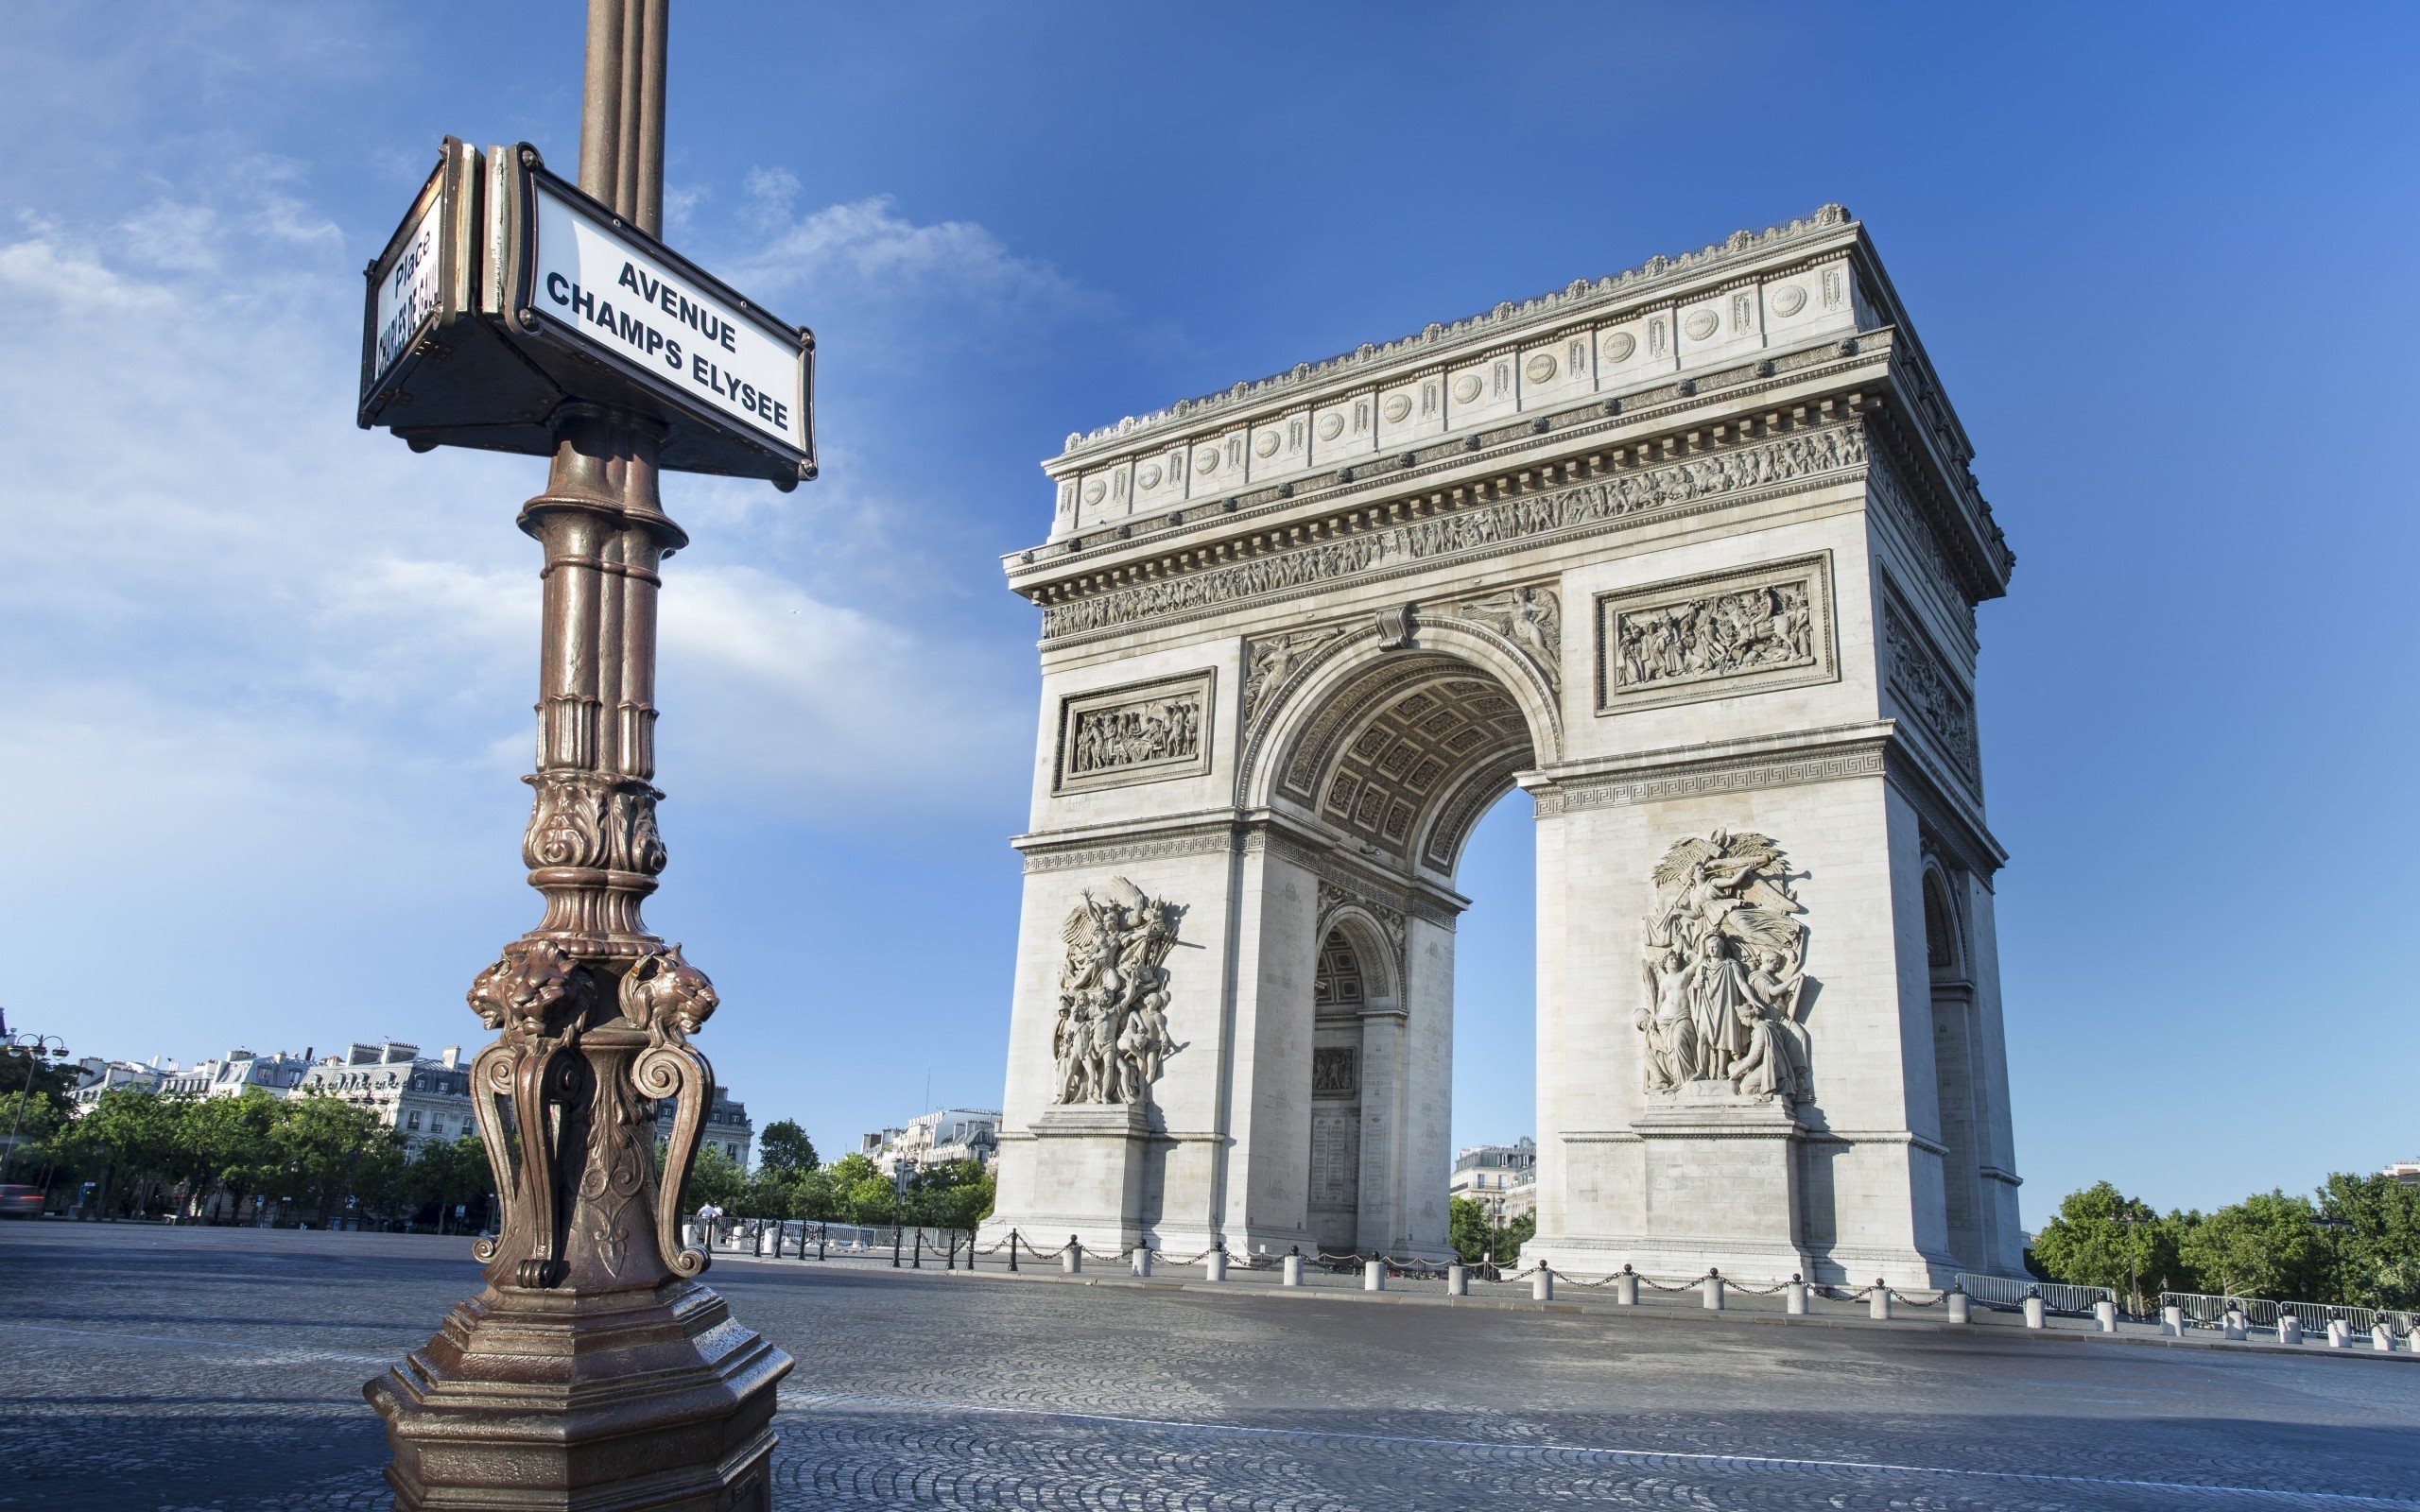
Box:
xmin=1786 ymin=1275 xmax=1808 ymax=1315
xmin=2375 ymin=1324 xmax=2395 ymax=1353
xmin=1869 ymin=1281 xmax=1892 ymax=1321
xmin=683 ymin=1221 xmax=700 ymax=1250
xmin=2024 ymin=1293 xmax=2047 ymax=1330
xmin=2095 ymin=1300 xmax=2118 ymax=1333
xmin=2328 ymin=1319 xmax=2351 ymax=1349
xmin=1617 ymin=1266 xmax=1640 ymax=1306
xmin=1364 ymin=1259 xmax=1387 ymax=1292
xmin=1282 ymin=1250 xmax=1304 ymax=1287
xmin=1063 ymin=1237 xmax=1082 ymax=1276
xmin=1446 ymin=1263 xmax=1468 ymax=1297
xmin=1204 ymin=1247 xmax=1227 ymax=1282
xmin=1703 ymin=1271 xmax=1724 ymax=1311
xmin=2223 ymin=1309 xmax=2248 ymax=1341
xmin=1131 ymin=1247 xmax=1152 ymax=1278
xmin=2279 ymin=1316 xmax=2302 ymax=1346
xmin=1532 ymin=1265 xmax=1554 ymax=1301
xmin=1947 ymin=1287 xmax=1970 ymax=1325
xmin=2163 ymin=1304 xmax=2186 ymax=1337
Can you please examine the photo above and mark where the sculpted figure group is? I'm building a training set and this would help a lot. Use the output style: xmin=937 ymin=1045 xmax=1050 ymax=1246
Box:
xmin=1637 ymin=831 xmax=1812 ymax=1102
xmin=1615 ymin=581 xmax=1814 ymax=690
xmin=1052 ymin=877 xmax=1187 ymax=1105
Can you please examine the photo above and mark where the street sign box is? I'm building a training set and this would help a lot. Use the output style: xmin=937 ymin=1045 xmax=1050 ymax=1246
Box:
xmin=358 ymin=141 xmax=817 ymax=490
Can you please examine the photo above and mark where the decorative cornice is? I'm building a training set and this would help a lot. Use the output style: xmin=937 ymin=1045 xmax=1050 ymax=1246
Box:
xmin=1054 ymin=205 xmax=1856 ymax=459
xmin=1039 ymin=421 xmax=1867 ymax=644
xmin=1018 ymin=821 xmax=1239 ymax=874
xmin=1530 ymin=723 xmax=1891 ymax=816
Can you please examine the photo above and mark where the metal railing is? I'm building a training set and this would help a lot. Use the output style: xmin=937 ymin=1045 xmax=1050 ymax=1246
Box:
xmin=1955 ymin=1272 xmax=2113 ymax=1314
xmin=2161 ymin=1291 xmax=2419 ymax=1339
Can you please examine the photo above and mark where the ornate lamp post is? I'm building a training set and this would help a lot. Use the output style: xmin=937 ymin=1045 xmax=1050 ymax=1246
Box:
xmin=362 ymin=3 xmax=792 ymax=1506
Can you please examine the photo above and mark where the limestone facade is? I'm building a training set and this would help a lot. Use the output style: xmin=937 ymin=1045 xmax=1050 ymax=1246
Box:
xmin=982 ymin=206 xmax=2024 ymax=1285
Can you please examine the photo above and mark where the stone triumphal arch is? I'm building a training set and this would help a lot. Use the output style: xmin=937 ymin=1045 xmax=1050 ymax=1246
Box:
xmin=981 ymin=206 xmax=2025 ymax=1285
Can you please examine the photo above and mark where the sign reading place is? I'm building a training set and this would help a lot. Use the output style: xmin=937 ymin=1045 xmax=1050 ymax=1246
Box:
xmin=358 ymin=140 xmax=816 ymax=490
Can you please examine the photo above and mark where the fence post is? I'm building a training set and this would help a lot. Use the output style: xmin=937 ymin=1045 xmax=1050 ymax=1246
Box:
xmin=1063 ymin=1235 xmax=1081 ymax=1275
xmin=1784 ymin=1272 xmax=1806 ymax=1315
xmin=1532 ymin=1264 xmax=1553 ymax=1302
xmin=1363 ymin=1258 xmax=1386 ymax=1293
xmin=1703 ymin=1269 xmax=1724 ymax=1311
xmin=891 ymin=1223 xmax=902 ymax=1269
xmin=817 ymin=1223 xmax=828 ymax=1262
xmin=1869 ymin=1280 xmax=1892 ymax=1321
xmin=1946 ymin=1285 xmax=1969 ymax=1325
xmin=912 ymin=1228 xmax=924 ymax=1269
xmin=946 ymin=1230 xmax=958 ymax=1271
xmin=1282 ymin=1246 xmax=1303 ymax=1288
xmin=1131 ymin=1246 xmax=1152 ymax=1278
xmin=1008 ymin=1228 xmax=1020 ymax=1272
xmin=1618 ymin=1263 xmax=1640 ymax=1307
xmin=1446 ymin=1263 xmax=1467 ymax=1297
xmin=1204 ymin=1243 xmax=1227 ymax=1282
xmin=2023 ymin=1289 xmax=2046 ymax=1330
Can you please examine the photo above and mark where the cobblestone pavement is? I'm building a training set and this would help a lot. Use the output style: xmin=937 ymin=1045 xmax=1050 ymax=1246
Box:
xmin=3 ymin=1225 xmax=2414 ymax=1511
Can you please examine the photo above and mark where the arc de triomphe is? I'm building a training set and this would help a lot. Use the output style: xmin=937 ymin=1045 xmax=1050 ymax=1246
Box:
xmin=980 ymin=206 xmax=2023 ymax=1285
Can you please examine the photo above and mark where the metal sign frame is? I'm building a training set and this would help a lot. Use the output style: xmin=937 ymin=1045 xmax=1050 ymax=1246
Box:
xmin=496 ymin=143 xmax=817 ymax=485
xmin=358 ymin=137 xmax=480 ymax=428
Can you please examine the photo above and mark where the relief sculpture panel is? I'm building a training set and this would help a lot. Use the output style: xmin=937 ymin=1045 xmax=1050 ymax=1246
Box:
xmin=1594 ymin=553 xmax=1837 ymax=714
xmin=1883 ymin=597 xmax=1981 ymax=793
xmin=1055 ymin=671 xmax=1214 ymax=793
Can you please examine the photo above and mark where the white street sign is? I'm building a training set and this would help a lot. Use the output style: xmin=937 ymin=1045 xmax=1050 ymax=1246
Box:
xmin=521 ymin=173 xmax=811 ymax=462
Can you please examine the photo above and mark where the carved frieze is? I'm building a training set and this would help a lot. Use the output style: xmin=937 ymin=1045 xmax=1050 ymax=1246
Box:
xmin=1448 ymin=582 xmax=1563 ymax=696
xmin=1638 ymin=831 xmax=1812 ymax=1104
xmin=1040 ymin=425 xmax=1867 ymax=641
xmin=1312 ymin=1047 xmax=1359 ymax=1097
xmin=1594 ymin=554 xmax=1837 ymax=715
xmin=1054 ymin=672 xmax=1214 ymax=794
xmin=1051 ymin=877 xmax=1187 ymax=1106
xmin=1882 ymin=599 xmax=1980 ymax=793
xmin=522 ymin=771 xmax=667 ymax=876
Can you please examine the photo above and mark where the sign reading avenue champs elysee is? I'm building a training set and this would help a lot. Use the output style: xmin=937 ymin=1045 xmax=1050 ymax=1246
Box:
xmin=358 ymin=139 xmax=816 ymax=490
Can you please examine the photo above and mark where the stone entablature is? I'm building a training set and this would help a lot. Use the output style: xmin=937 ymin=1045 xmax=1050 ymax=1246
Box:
xmin=1045 ymin=208 xmax=1871 ymax=524
xmin=1015 ymin=210 xmax=2007 ymax=619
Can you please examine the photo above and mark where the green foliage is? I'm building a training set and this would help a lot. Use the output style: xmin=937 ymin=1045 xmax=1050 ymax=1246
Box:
xmin=788 ymin=1152 xmax=896 ymax=1225
xmin=680 ymin=1143 xmax=751 ymax=1213
xmin=2317 ymin=1172 xmax=2420 ymax=1312
xmin=903 ymin=1158 xmax=994 ymax=1231
xmin=756 ymin=1120 xmax=819 ymax=1176
xmin=1447 ymin=1195 xmax=1534 ymax=1268
xmin=268 ymin=1092 xmax=407 ymax=1222
xmin=2179 ymin=1189 xmax=2329 ymax=1301
xmin=403 ymin=1132 xmax=494 ymax=1230
xmin=2027 ymin=1181 xmax=2192 ymax=1311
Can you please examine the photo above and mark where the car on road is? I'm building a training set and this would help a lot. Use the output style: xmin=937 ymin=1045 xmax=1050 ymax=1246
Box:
xmin=0 ymin=1185 xmax=45 ymax=1218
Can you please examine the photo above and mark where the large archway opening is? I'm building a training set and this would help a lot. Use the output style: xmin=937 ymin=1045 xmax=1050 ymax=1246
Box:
xmin=1260 ymin=635 xmax=1553 ymax=1258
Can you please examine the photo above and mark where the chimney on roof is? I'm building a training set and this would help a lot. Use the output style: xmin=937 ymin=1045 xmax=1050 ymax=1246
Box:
xmin=441 ymin=1046 xmax=461 ymax=1068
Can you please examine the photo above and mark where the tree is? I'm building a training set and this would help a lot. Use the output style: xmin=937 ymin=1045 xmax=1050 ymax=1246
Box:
xmin=903 ymin=1159 xmax=994 ymax=1231
xmin=786 ymin=1153 xmax=892 ymax=1226
xmin=270 ymin=1092 xmax=405 ymax=1226
xmin=184 ymin=1091 xmax=285 ymax=1222
xmin=1447 ymin=1196 xmax=1534 ymax=1270
xmin=2180 ymin=1190 xmax=2327 ymax=1300
xmin=404 ymin=1132 xmax=494 ymax=1233
xmin=756 ymin=1120 xmax=818 ymax=1176
xmin=2315 ymin=1172 xmax=2420 ymax=1311
xmin=2029 ymin=1181 xmax=2192 ymax=1311
xmin=680 ymin=1143 xmax=750 ymax=1215
xmin=55 ymin=1089 xmax=187 ymax=1216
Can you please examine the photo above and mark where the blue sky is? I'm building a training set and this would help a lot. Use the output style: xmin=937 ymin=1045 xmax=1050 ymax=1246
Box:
xmin=3 ymin=3 xmax=2411 ymax=1226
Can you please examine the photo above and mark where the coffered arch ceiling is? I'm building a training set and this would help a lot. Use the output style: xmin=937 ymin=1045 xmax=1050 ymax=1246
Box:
xmin=1275 ymin=653 xmax=1536 ymax=878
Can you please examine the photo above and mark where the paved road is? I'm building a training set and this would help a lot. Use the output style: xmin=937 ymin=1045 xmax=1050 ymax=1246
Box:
xmin=2 ymin=1225 xmax=2413 ymax=1511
